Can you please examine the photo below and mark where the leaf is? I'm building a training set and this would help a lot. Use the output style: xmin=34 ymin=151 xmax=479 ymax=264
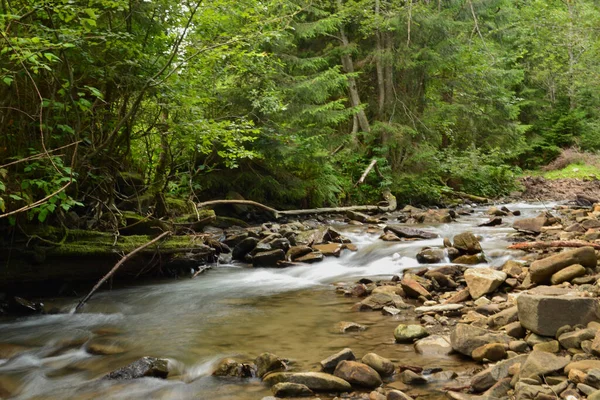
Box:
xmin=0 ymin=197 xmax=5 ymax=212
xmin=2 ymin=76 xmax=13 ymax=86
xmin=38 ymin=208 xmax=49 ymax=222
xmin=8 ymin=194 xmax=23 ymax=201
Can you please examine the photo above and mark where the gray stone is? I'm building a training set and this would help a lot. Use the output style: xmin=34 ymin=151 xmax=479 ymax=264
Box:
xmin=450 ymin=323 xmax=512 ymax=356
xmin=518 ymin=350 xmax=570 ymax=379
xmin=253 ymin=249 xmax=286 ymax=267
xmin=513 ymin=217 xmax=549 ymax=234
xmin=558 ymin=328 xmax=596 ymax=350
xmin=453 ymin=232 xmax=482 ymax=254
xmin=361 ymin=353 xmax=394 ymax=377
xmin=416 ymin=247 xmax=445 ymax=264
xmin=517 ymin=291 xmax=600 ymax=336
xmin=414 ymin=335 xmax=453 ymax=355
xmin=103 ymin=357 xmax=169 ymax=380
xmin=399 ymin=370 xmax=426 ymax=385
xmin=386 ymin=390 xmax=414 ymax=400
xmin=414 ymin=304 xmax=463 ymax=314
xmin=384 ymin=225 xmax=438 ymax=239
xmin=470 ymin=354 xmax=528 ymax=392
xmin=488 ymin=306 xmax=519 ymax=329
xmin=550 ymin=264 xmax=587 ymax=285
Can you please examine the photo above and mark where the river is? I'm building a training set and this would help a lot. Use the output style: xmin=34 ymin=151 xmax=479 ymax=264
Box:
xmin=0 ymin=202 xmax=552 ymax=399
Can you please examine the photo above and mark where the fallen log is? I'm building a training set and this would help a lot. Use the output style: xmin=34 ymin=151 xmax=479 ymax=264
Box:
xmin=198 ymin=190 xmax=397 ymax=218
xmin=354 ymin=159 xmax=377 ymax=187
xmin=75 ymin=231 xmax=172 ymax=312
xmin=507 ymin=241 xmax=600 ymax=251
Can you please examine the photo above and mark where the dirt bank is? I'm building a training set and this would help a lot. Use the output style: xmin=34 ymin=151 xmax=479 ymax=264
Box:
xmin=517 ymin=176 xmax=600 ymax=202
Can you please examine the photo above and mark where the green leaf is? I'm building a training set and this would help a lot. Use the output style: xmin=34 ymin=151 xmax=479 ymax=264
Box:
xmin=2 ymin=76 xmax=13 ymax=86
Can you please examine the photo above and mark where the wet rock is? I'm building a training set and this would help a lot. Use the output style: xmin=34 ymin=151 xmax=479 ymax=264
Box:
xmin=424 ymin=271 xmax=457 ymax=289
xmin=255 ymin=352 xmax=287 ymax=378
xmin=464 ymin=268 xmax=507 ymax=299
xmin=381 ymin=232 xmax=401 ymax=241
xmin=212 ymin=358 xmax=257 ymax=378
xmin=382 ymin=306 xmax=402 ymax=316
xmin=529 ymin=247 xmax=597 ymax=284
xmin=335 ymin=321 xmax=367 ymax=334
xmin=513 ymin=217 xmax=550 ymax=234
xmin=320 ymin=348 xmax=355 ymax=372
xmin=472 ymin=343 xmax=507 ymax=362
xmin=362 ymin=353 xmax=394 ymax=377
xmin=416 ymin=247 xmax=445 ymax=264
xmin=550 ymin=263 xmax=586 ymax=285
xmin=414 ymin=335 xmax=453 ymax=355
xmin=383 ymin=226 xmax=438 ymax=239
xmin=488 ymin=207 xmax=508 ymax=217
xmin=394 ymin=324 xmax=429 ymax=343
xmin=263 ymin=371 xmax=352 ymax=392
xmin=253 ymin=249 xmax=286 ymax=267
xmin=346 ymin=210 xmax=378 ymax=224
xmin=453 ymin=254 xmax=486 ymax=265
xmin=333 ymin=360 xmax=382 ymax=388
xmin=286 ymin=245 xmax=313 ymax=261
xmin=295 ymin=251 xmax=324 ymax=263
xmin=517 ymin=290 xmax=600 ymax=336
xmin=399 ymin=370 xmax=426 ymax=384
xmin=103 ymin=357 xmax=169 ymax=380
xmin=0 ymin=343 xmax=30 ymax=359
xmin=313 ymin=243 xmax=343 ymax=257
xmin=453 ymin=232 xmax=482 ymax=254
xmin=271 ymin=382 xmax=313 ymax=397
xmin=232 ymin=237 xmax=259 ymax=260
xmin=386 ymin=390 xmax=414 ymax=400
xmin=11 ymin=297 xmax=44 ymax=315
xmin=479 ymin=217 xmax=503 ymax=227
xmin=450 ymin=323 xmax=512 ymax=356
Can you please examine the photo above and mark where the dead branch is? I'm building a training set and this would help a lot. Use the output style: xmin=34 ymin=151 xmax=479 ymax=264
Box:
xmin=507 ymin=241 xmax=600 ymax=251
xmin=75 ymin=231 xmax=172 ymax=312
xmin=354 ymin=159 xmax=377 ymax=187
xmin=0 ymin=141 xmax=81 ymax=169
xmin=197 ymin=190 xmax=397 ymax=218
xmin=0 ymin=182 xmax=71 ymax=219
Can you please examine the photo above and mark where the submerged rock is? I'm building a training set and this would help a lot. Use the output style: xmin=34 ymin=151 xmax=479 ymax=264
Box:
xmin=212 ymin=358 xmax=257 ymax=378
xmin=263 ymin=372 xmax=353 ymax=392
xmin=103 ymin=357 xmax=169 ymax=380
xmin=333 ymin=360 xmax=382 ymax=388
xmin=255 ymin=352 xmax=287 ymax=378
xmin=394 ymin=324 xmax=429 ymax=343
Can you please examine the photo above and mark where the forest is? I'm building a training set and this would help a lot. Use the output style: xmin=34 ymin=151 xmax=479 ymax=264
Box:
xmin=1 ymin=0 xmax=600 ymax=224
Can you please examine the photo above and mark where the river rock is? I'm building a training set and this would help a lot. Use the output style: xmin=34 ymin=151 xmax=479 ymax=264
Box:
xmin=394 ymin=324 xmax=429 ymax=343
xmin=271 ymin=382 xmax=313 ymax=397
xmin=263 ymin=372 xmax=352 ymax=392
xmin=488 ymin=306 xmax=519 ymax=329
xmin=383 ymin=225 xmax=438 ymax=239
xmin=253 ymin=249 xmax=285 ymax=267
xmin=287 ymin=245 xmax=313 ymax=260
xmin=529 ymin=247 xmax=597 ymax=284
xmin=450 ymin=323 xmax=512 ymax=356
xmin=591 ymin=331 xmax=600 ymax=356
xmin=550 ymin=263 xmax=586 ymax=285
xmin=414 ymin=335 xmax=453 ymax=355
xmin=513 ymin=217 xmax=549 ymax=234
xmin=313 ymin=243 xmax=343 ymax=257
xmin=453 ymin=232 xmax=482 ymax=254
xmin=471 ymin=343 xmax=506 ymax=362
xmin=232 ymin=237 xmax=259 ymax=260
xmin=416 ymin=248 xmax=445 ymax=264
xmin=453 ymin=254 xmax=486 ymax=265
xmin=464 ymin=268 xmax=507 ymax=299
xmin=103 ymin=357 xmax=169 ymax=380
xmin=400 ymin=277 xmax=431 ymax=299
xmin=355 ymin=292 xmax=406 ymax=311
xmin=346 ymin=210 xmax=377 ymax=224
xmin=86 ymin=339 xmax=127 ymax=355
xmin=470 ymin=354 xmax=529 ymax=392
xmin=295 ymin=251 xmax=324 ymax=263
xmin=565 ymin=360 xmax=600 ymax=374
xmin=386 ymin=390 xmax=414 ymax=400
xmin=414 ymin=304 xmax=463 ymax=314
xmin=320 ymin=348 xmax=355 ymax=371
xmin=479 ymin=217 xmax=503 ymax=227
xmin=424 ymin=271 xmax=457 ymax=288
xmin=335 ymin=321 xmax=367 ymax=333
xmin=362 ymin=353 xmax=394 ymax=377
xmin=212 ymin=358 xmax=257 ymax=378
xmin=518 ymin=350 xmax=570 ymax=379
xmin=558 ymin=328 xmax=596 ymax=350
xmin=255 ymin=352 xmax=287 ymax=378
xmin=517 ymin=289 xmax=600 ymax=336
xmin=333 ymin=360 xmax=382 ymax=388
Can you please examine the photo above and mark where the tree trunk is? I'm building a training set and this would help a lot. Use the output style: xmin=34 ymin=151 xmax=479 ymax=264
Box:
xmin=375 ymin=0 xmax=385 ymax=117
xmin=383 ymin=32 xmax=395 ymax=115
xmin=337 ymin=0 xmax=370 ymax=133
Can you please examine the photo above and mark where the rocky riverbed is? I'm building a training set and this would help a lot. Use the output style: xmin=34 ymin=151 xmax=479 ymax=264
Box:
xmin=2 ymin=200 xmax=600 ymax=399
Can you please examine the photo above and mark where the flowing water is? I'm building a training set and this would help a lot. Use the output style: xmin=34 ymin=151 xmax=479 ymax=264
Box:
xmin=0 ymin=203 xmax=553 ymax=400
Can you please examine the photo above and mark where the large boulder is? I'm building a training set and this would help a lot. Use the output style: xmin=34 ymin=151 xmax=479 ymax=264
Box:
xmin=513 ymin=217 xmax=549 ymax=234
xmin=529 ymin=247 xmax=597 ymax=284
xmin=450 ymin=324 xmax=512 ymax=356
xmin=263 ymin=372 xmax=352 ymax=392
xmin=252 ymin=249 xmax=285 ymax=267
xmin=453 ymin=232 xmax=482 ymax=254
xmin=333 ymin=360 xmax=382 ymax=388
xmin=383 ymin=226 xmax=438 ymax=239
xmin=103 ymin=357 xmax=169 ymax=380
xmin=255 ymin=352 xmax=287 ymax=378
xmin=517 ymin=288 xmax=600 ymax=336
xmin=464 ymin=268 xmax=507 ymax=299
xmin=550 ymin=264 xmax=586 ymax=285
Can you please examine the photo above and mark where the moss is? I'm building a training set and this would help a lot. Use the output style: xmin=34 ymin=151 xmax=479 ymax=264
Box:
xmin=165 ymin=196 xmax=194 ymax=215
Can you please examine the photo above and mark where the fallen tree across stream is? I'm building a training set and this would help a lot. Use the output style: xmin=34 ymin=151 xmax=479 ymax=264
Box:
xmin=197 ymin=190 xmax=397 ymax=218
